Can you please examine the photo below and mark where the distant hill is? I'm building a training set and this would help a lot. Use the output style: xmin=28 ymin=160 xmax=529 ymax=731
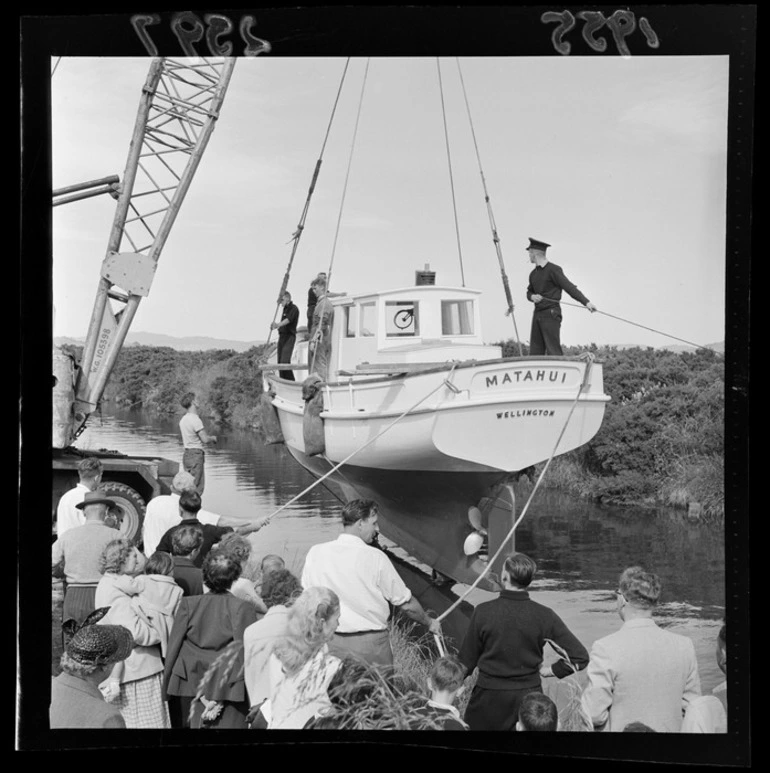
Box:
xmin=657 ymin=341 xmax=724 ymax=354
xmin=54 ymin=332 xmax=264 ymax=352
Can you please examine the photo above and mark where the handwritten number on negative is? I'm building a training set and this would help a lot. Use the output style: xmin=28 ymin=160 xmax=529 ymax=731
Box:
xmin=131 ymin=14 xmax=161 ymax=57
xmin=131 ymin=12 xmax=271 ymax=57
xmin=171 ymin=11 xmax=206 ymax=57
xmin=541 ymin=10 xmax=659 ymax=56
xmin=205 ymin=14 xmax=235 ymax=57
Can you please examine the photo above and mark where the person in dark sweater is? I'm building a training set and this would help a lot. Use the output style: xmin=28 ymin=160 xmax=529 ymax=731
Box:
xmin=156 ymin=490 xmax=268 ymax=568
xmin=156 ymin=490 xmax=232 ymax=568
xmin=458 ymin=551 xmax=589 ymax=731
xmin=525 ymin=238 xmax=597 ymax=356
xmin=271 ymin=290 xmax=299 ymax=381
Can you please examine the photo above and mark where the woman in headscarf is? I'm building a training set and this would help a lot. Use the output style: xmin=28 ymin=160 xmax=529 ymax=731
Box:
xmin=163 ymin=548 xmax=258 ymax=728
xmin=264 ymin=586 xmax=342 ymax=729
xmin=95 ymin=538 xmax=172 ymax=728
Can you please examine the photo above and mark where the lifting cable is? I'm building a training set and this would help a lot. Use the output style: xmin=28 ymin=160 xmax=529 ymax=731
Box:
xmin=455 ymin=58 xmax=523 ymax=356
xmin=324 ymin=58 xmax=370 ymax=297
xmin=310 ymin=58 xmax=371 ymax=375
xmin=261 ymin=364 xmax=459 ymax=524
xmin=437 ymin=58 xmax=466 ymax=288
xmin=433 ymin=354 xmax=596 ymax=643
xmin=539 ymin=298 xmax=723 ymax=356
xmin=265 ymin=58 xmax=352 ymax=352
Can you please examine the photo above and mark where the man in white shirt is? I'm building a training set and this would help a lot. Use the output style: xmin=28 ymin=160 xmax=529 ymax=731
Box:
xmin=55 ymin=458 xmax=103 ymax=537
xmin=301 ymin=499 xmax=441 ymax=668
xmin=142 ymin=471 xmax=216 ymax=557
xmin=142 ymin=470 xmax=270 ymax=558
xmin=581 ymin=566 xmax=701 ymax=732
xmin=179 ymin=392 xmax=217 ymax=494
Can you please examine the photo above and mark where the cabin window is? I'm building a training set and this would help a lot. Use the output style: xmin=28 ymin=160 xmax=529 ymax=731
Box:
xmin=441 ymin=300 xmax=474 ymax=335
xmin=344 ymin=306 xmax=356 ymax=338
xmin=359 ymin=303 xmax=376 ymax=337
xmin=385 ymin=300 xmax=419 ymax=337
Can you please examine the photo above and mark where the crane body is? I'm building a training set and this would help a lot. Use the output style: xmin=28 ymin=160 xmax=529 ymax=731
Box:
xmin=52 ymin=57 xmax=236 ymax=541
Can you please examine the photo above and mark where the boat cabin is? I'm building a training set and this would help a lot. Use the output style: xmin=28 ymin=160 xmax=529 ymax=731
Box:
xmin=292 ymin=268 xmax=503 ymax=379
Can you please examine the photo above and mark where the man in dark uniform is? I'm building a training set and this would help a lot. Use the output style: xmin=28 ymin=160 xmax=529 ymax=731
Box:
xmin=526 ymin=238 xmax=597 ymax=355
xmin=458 ymin=552 xmax=589 ymax=731
xmin=271 ymin=290 xmax=299 ymax=380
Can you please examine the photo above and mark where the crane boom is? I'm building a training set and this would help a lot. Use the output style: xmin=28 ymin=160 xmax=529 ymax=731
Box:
xmin=62 ymin=57 xmax=236 ymax=444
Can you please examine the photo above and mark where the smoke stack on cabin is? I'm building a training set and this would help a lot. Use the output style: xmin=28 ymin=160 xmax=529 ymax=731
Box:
xmin=415 ymin=263 xmax=436 ymax=286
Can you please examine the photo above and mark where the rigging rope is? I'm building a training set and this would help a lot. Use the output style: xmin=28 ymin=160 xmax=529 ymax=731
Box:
xmin=536 ymin=297 xmax=722 ymax=355
xmin=436 ymin=59 xmax=466 ymax=287
xmin=308 ymin=59 xmax=371 ymax=376
xmin=435 ymin=354 xmax=596 ymax=624
xmin=265 ymin=58 xmax=352 ymax=352
xmin=455 ymin=58 xmax=523 ymax=356
xmin=324 ymin=58 xmax=370 ymax=296
xmin=261 ymin=364 xmax=459 ymax=524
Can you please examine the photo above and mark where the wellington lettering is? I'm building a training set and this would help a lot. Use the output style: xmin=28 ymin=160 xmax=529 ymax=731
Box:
xmin=497 ymin=409 xmax=556 ymax=419
xmin=485 ymin=370 xmax=567 ymax=388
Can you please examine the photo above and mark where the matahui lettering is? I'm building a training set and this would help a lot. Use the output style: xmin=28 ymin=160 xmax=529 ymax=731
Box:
xmin=485 ymin=369 xmax=567 ymax=388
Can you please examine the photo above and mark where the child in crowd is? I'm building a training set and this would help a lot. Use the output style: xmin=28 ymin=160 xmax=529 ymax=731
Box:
xmin=414 ymin=655 xmax=469 ymax=730
xmin=99 ymin=551 xmax=184 ymax=702
xmin=255 ymin=554 xmax=285 ymax=596
xmin=516 ymin=691 xmax=559 ymax=731
xmin=204 ymin=534 xmax=268 ymax=614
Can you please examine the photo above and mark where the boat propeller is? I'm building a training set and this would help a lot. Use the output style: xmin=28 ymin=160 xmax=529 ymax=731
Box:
xmin=463 ymin=506 xmax=487 ymax=556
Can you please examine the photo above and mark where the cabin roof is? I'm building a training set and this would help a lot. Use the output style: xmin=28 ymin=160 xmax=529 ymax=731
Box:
xmin=331 ymin=285 xmax=483 ymax=305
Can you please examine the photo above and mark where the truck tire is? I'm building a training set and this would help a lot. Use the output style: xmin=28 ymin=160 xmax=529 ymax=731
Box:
xmin=99 ymin=482 xmax=146 ymax=545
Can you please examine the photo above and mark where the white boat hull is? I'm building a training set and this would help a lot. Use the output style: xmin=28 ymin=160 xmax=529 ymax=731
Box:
xmin=269 ymin=357 xmax=609 ymax=473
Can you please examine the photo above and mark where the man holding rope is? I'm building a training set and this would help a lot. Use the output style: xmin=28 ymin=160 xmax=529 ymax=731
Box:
xmin=271 ymin=290 xmax=299 ymax=381
xmin=301 ymin=499 xmax=442 ymax=668
xmin=526 ymin=238 xmax=597 ymax=356
xmin=458 ymin=552 xmax=588 ymax=731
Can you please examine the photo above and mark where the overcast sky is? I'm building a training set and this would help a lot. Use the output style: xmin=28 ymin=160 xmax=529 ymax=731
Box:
xmin=51 ymin=55 xmax=728 ymax=349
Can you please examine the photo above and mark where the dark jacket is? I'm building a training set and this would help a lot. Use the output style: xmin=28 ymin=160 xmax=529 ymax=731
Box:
xmin=526 ymin=261 xmax=590 ymax=312
xmin=158 ymin=518 xmax=232 ymax=568
xmin=411 ymin=700 xmax=469 ymax=730
xmin=279 ymin=302 xmax=299 ymax=338
xmin=459 ymin=589 xmax=589 ymax=690
xmin=172 ymin=555 xmax=204 ymax=597
xmin=163 ymin=593 xmax=258 ymax=701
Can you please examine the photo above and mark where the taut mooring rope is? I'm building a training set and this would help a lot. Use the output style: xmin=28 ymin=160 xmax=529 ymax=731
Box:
xmin=536 ymin=297 xmax=722 ymax=356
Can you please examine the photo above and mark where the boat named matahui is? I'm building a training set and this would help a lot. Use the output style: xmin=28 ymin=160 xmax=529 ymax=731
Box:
xmin=263 ymin=267 xmax=610 ymax=591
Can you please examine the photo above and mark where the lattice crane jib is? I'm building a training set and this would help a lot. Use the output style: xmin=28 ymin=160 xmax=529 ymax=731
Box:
xmin=71 ymin=57 xmax=236 ymax=439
